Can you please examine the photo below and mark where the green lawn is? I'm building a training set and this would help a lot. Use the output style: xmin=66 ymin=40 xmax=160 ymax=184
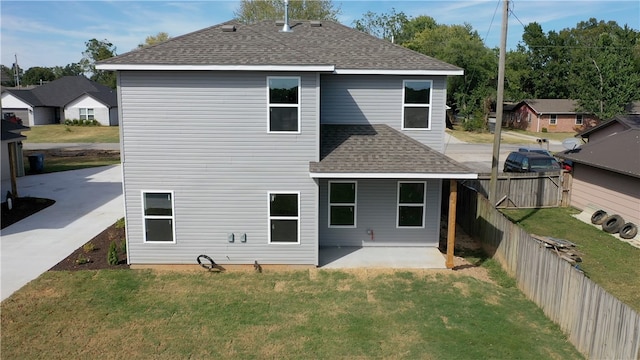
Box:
xmin=447 ymin=126 xmax=575 ymax=144
xmin=1 ymin=268 xmax=582 ymax=359
xmin=24 ymin=124 xmax=120 ymax=143
xmin=23 ymin=150 xmax=120 ymax=174
xmin=501 ymin=207 xmax=640 ymax=312
xmin=508 ymin=129 xmax=577 ymax=142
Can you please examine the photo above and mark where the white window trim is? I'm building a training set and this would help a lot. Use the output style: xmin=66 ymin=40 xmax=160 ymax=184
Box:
xmin=396 ymin=181 xmax=427 ymax=228
xmin=328 ymin=181 xmax=357 ymax=228
xmin=141 ymin=190 xmax=176 ymax=244
xmin=549 ymin=114 xmax=558 ymax=125
xmin=575 ymin=114 xmax=583 ymax=125
xmin=267 ymin=76 xmax=301 ymax=134
xmin=267 ymin=191 xmax=301 ymax=244
xmin=79 ymin=108 xmax=95 ymax=121
xmin=401 ymin=79 xmax=432 ymax=130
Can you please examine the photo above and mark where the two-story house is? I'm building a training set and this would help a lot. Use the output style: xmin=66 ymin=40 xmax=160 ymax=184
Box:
xmin=96 ymin=19 xmax=477 ymax=267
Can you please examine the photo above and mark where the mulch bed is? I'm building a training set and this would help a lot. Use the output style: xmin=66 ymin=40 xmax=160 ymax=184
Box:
xmin=1 ymin=197 xmax=56 ymax=229
xmin=49 ymin=221 xmax=129 ymax=271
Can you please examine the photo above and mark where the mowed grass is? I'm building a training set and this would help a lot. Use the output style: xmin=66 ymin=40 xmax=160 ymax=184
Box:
xmin=502 ymin=207 xmax=640 ymax=312
xmin=446 ymin=126 xmax=575 ymax=145
xmin=1 ymin=269 xmax=582 ymax=359
xmin=24 ymin=124 xmax=120 ymax=143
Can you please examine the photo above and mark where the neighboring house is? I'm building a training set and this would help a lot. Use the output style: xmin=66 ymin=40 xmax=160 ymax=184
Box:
xmin=509 ymin=99 xmax=600 ymax=133
xmin=96 ymin=19 xmax=477 ymax=267
xmin=1 ymin=76 xmax=118 ymax=126
xmin=557 ymin=114 xmax=640 ymax=225
xmin=578 ymin=114 xmax=640 ymax=143
xmin=1 ymin=120 xmax=29 ymax=193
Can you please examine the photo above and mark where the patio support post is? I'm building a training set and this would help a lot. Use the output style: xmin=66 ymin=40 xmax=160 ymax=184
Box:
xmin=446 ymin=179 xmax=457 ymax=269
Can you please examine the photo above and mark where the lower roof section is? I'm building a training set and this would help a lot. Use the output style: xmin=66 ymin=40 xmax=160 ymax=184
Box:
xmin=309 ymin=124 xmax=477 ymax=180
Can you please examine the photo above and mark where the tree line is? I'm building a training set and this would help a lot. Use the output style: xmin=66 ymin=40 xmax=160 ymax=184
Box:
xmin=4 ymin=0 xmax=638 ymax=121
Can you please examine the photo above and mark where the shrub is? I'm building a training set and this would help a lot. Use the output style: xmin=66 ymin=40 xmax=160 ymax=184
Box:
xmin=76 ymin=253 xmax=90 ymax=265
xmin=541 ymin=127 xmax=548 ymax=133
xmin=119 ymin=239 xmax=127 ymax=255
xmin=64 ymin=119 xmax=73 ymax=125
xmin=72 ymin=119 xmax=79 ymax=125
xmin=462 ymin=116 xmax=485 ymax=132
xmin=107 ymin=241 xmax=119 ymax=265
xmin=115 ymin=218 xmax=125 ymax=229
xmin=83 ymin=242 xmax=95 ymax=253
xmin=92 ymin=119 xmax=100 ymax=126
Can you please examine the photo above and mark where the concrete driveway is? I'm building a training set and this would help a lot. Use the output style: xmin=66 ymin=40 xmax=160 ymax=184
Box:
xmin=1 ymin=165 xmax=123 ymax=301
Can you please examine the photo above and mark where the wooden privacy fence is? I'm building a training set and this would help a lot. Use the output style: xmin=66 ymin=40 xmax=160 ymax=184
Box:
xmin=462 ymin=171 xmax=571 ymax=208
xmin=456 ymin=183 xmax=640 ymax=359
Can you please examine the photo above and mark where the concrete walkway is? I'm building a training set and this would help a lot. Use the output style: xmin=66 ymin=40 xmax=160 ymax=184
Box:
xmin=1 ymin=165 xmax=123 ymax=301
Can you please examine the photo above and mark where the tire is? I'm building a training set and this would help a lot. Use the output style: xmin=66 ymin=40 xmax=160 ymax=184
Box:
xmin=591 ymin=210 xmax=608 ymax=225
xmin=619 ymin=223 xmax=638 ymax=239
xmin=602 ymin=215 xmax=625 ymax=234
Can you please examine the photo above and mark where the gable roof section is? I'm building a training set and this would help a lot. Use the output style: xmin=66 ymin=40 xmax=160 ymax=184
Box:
xmin=556 ymin=128 xmax=640 ymax=178
xmin=519 ymin=99 xmax=585 ymax=115
xmin=309 ymin=124 xmax=477 ymax=179
xmin=578 ymin=114 xmax=640 ymax=138
xmin=97 ymin=20 xmax=463 ymax=75
xmin=2 ymin=76 xmax=117 ymax=108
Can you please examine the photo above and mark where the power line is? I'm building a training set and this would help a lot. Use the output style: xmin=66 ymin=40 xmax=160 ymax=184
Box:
xmin=483 ymin=0 xmax=502 ymax=44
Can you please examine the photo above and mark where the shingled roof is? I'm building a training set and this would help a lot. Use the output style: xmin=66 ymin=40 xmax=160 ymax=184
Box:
xmin=556 ymin=128 xmax=640 ymax=178
xmin=2 ymin=76 xmax=117 ymax=108
xmin=97 ymin=20 xmax=462 ymax=74
xmin=519 ymin=99 xmax=588 ymax=115
xmin=309 ymin=125 xmax=476 ymax=179
xmin=1 ymin=120 xmax=29 ymax=142
xmin=578 ymin=114 xmax=640 ymax=138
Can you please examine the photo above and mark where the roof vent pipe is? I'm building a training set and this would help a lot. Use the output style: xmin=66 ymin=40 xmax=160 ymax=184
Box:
xmin=281 ymin=0 xmax=292 ymax=32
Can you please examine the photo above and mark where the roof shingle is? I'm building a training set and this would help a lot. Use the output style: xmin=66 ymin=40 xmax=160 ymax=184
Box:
xmin=310 ymin=124 xmax=476 ymax=178
xmin=98 ymin=20 xmax=462 ymax=73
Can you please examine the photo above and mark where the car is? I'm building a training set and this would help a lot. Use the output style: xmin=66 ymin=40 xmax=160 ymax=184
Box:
xmin=504 ymin=151 xmax=561 ymax=173
xmin=517 ymin=147 xmax=554 ymax=157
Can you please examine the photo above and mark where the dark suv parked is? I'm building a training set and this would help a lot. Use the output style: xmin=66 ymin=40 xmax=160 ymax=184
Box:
xmin=503 ymin=151 xmax=561 ymax=173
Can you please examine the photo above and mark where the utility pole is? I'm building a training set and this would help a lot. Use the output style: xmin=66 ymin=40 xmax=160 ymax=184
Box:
xmin=488 ymin=0 xmax=509 ymax=205
xmin=13 ymin=54 xmax=21 ymax=88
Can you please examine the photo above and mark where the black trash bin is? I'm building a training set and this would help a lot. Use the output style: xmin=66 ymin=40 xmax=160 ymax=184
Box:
xmin=28 ymin=154 xmax=44 ymax=173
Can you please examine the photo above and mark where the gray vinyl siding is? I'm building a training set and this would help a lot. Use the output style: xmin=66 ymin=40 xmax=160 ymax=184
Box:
xmin=320 ymin=75 xmax=447 ymax=151
xmin=319 ymin=179 xmax=442 ymax=247
xmin=119 ymin=71 xmax=318 ymax=265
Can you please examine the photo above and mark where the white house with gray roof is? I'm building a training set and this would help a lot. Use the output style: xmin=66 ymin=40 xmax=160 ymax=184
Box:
xmin=97 ymin=19 xmax=477 ymax=267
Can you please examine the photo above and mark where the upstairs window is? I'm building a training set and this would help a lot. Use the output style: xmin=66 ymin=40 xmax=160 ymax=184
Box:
xmin=576 ymin=114 xmax=583 ymax=125
xmin=550 ymin=114 xmax=557 ymax=125
xmin=268 ymin=77 xmax=300 ymax=133
xmin=329 ymin=181 xmax=356 ymax=227
xmin=80 ymin=108 xmax=95 ymax=121
xmin=268 ymin=192 xmax=300 ymax=243
xmin=142 ymin=191 xmax=175 ymax=243
xmin=402 ymin=80 xmax=432 ymax=130
xmin=397 ymin=182 xmax=426 ymax=228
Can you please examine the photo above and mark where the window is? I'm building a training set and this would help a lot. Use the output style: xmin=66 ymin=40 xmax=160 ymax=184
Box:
xmin=268 ymin=77 xmax=300 ymax=132
xmin=402 ymin=80 xmax=431 ymax=129
xmin=79 ymin=108 xmax=95 ymax=121
xmin=142 ymin=191 xmax=175 ymax=243
xmin=268 ymin=192 xmax=299 ymax=243
xmin=329 ymin=181 xmax=356 ymax=227
xmin=550 ymin=114 xmax=557 ymax=125
xmin=397 ymin=182 xmax=426 ymax=227
xmin=576 ymin=114 xmax=583 ymax=125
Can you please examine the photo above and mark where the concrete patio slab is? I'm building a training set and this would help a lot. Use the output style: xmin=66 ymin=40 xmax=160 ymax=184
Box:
xmin=320 ymin=247 xmax=447 ymax=269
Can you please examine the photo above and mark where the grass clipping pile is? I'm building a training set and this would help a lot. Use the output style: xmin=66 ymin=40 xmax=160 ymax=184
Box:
xmin=49 ymin=220 xmax=128 ymax=271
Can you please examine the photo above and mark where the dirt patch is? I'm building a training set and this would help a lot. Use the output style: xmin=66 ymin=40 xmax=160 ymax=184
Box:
xmin=49 ymin=221 xmax=128 ymax=271
xmin=1 ymin=197 xmax=55 ymax=229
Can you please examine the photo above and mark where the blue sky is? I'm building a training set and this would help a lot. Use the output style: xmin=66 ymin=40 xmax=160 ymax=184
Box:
xmin=2 ymin=0 xmax=639 ymax=70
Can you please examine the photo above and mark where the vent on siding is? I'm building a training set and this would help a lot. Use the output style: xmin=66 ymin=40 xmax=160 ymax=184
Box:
xmin=221 ymin=24 xmax=236 ymax=32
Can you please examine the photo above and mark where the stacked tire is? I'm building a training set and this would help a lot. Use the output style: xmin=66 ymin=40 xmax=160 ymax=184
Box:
xmin=591 ymin=210 xmax=638 ymax=239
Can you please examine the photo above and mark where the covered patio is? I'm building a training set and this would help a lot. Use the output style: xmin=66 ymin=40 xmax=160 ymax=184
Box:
xmin=319 ymin=246 xmax=447 ymax=269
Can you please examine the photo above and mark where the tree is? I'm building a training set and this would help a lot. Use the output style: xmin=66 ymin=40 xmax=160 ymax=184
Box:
xmin=52 ymin=63 xmax=84 ymax=78
xmin=405 ymin=23 xmax=497 ymax=119
xmin=234 ymin=0 xmax=340 ymax=23
xmin=138 ymin=32 xmax=171 ymax=48
xmin=22 ymin=67 xmax=56 ymax=86
xmin=80 ymin=38 xmax=117 ymax=88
